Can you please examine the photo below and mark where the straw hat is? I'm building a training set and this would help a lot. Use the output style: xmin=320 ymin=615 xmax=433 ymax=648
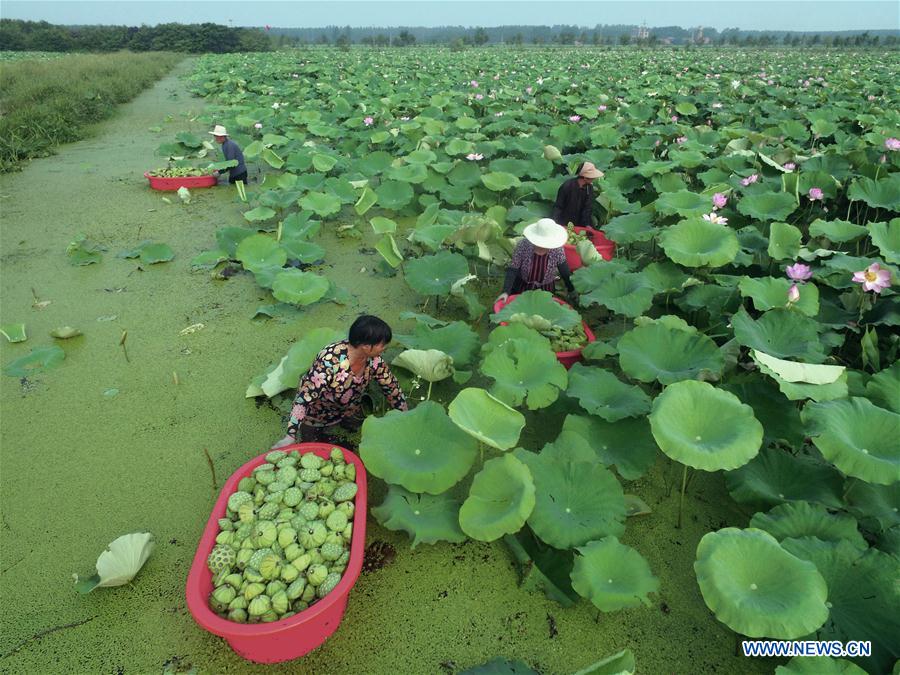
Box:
xmin=578 ymin=161 xmax=604 ymax=179
xmin=208 ymin=125 xmax=228 ymax=137
xmin=523 ymin=218 xmax=567 ymax=249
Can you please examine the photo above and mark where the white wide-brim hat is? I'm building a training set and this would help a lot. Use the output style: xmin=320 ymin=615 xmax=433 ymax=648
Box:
xmin=523 ymin=218 xmax=567 ymax=249
xmin=208 ymin=125 xmax=228 ymax=136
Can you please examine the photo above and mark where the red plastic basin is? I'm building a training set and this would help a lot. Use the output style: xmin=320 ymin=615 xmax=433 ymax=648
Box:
xmin=563 ymin=226 xmax=616 ymax=271
xmin=185 ymin=443 xmax=367 ymax=663
xmin=144 ymin=172 xmax=217 ymax=191
xmin=492 ymin=294 xmax=596 ymax=369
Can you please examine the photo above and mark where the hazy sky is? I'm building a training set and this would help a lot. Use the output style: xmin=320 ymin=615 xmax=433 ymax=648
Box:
xmin=2 ymin=0 xmax=898 ymax=31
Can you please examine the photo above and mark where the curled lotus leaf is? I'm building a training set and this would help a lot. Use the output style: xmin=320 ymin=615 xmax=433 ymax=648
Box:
xmin=659 ymin=217 xmax=740 ymax=268
xmin=566 ymin=364 xmax=651 ymax=422
xmin=448 ymin=388 xmax=525 ymax=451
xmin=74 ymin=532 xmax=155 ymax=593
xmin=236 ymin=234 xmax=287 ymax=272
xmin=617 ymin=322 xmax=724 ymax=385
xmin=750 ymin=501 xmax=867 ymax=549
xmin=271 ymin=269 xmax=330 ymax=306
xmin=867 ymin=219 xmax=900 ymax=264
xmin=695 ymin=528 xmax=828 ymax=639
xmin=0 ymin=324 xmax=26 ymax=343
xmin=392 ymin=349 xmax=453 ymax=383
xmin=247 ymin=327 xmax=344 ymax=398
xmin=395 ymin=321 xmax=479 ymax=367
xmin=866 ymin=361 xmax=900 ymax=414
xmin=481 ymin=338 xmax=568 ymax=410
xmin=751 ymin=350 xmax=844 ymax=385
xmin=371 ymin=484 xmax=466 ymax=548
xmin=458 ymin=454 xmax=535 ymax=542
xmin=649 ymin=380 xmax=763 ymax=472
xmin=404 ymin=250 xmax=470 ymax=297
xmin=801 ymin=397 xmax=900 ymax=486
xmin=570 ymin=537 xmax=659 ymax=612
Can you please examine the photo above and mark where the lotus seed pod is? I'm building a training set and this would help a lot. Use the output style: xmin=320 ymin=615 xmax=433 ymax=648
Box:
xmin=267 ymin=480 xmax=289 ymax=494
xmin=228 ymin=595 xmax=248 ymax=611
xmin=277 ymin=455 xmax=298 ymax=469
xmin=281 ymin=611 xmax=296 ymax=620
xmin=307 ymin=564 xmax=328 ymax=586
xmin=299 ymin=467 xmax=321 ymax=482
xmin=284 ymin=542 xmax=305 ymax=562
xmin=253 ymin=487 xmax=266 ymax=505
xmin=253 ymin=521 xmax=277 ymax=548
xmin=236 ymin=548 xmax=254 ymax=569
xmin=277 ymin=466 xmax=298 ymax=485
xmin=259 ymin=552 xmax=282 ymax=580
xmin=329 ymin=447 xmax=344 ymax=463
xmin=271 ymin=590 xmax=290 ymax=615
xmin=319 ymin=463 xmax=334 ymax=477
xmin=281 ymin=563 xmax=300 ymax=583
xmin=332 ymin=482 xmax=358 ymax=503
xmin=236 ymin=521 xmax=254 ymax=538
xmin=264 ymin=490 xmax=284 ymax=505
xmin=292 ymin=553 xmax=312 ymax=572
xmin=228 ymin=608 xmax=248 ymax=623
xmin=283 ymin=487 xmax=303 ymax=507
xmin=240 ymin=537 xmax=255 ymax=551
xmin=331 ymin=564 xmax=346 ymax=576
xmin=304 ymin=485 xmax=321 ymax=502
xmin=326 ymin=510 xmax=348 ymax=532
xmin=297 ymin=481 xmax=313 ymax=492
xmin=211 ymin=585 xmax=236 ymax=610
xmin=318 ymin=501 xmax=336 ymax=519
xmin=317 ymin=572 xmax=342 ymax=598
xmin=332 ymin=465 xmax=346 ymax=481
xmin=266 ymin=450 xmax=287 ymax=463
xmin=293 ymin=600 xmax=310 ymax=612
xmin=248 ymin=594 xmax=272 ymax=617
xmin=300 ymin=453 xmax=323 ymax=470
xmin=248 ymin=547 xmax=272 ymax=569
xmin=299 ymin=522 xmax=328 ymax=549
xmin=301 ymin=583 xmax=316 ymax=603
xmin=276 ymin=508 xmax=295 ymax=524
xmin=227 ymin=491 xmax=252 ymax=513
xmin=342 ymin=523 xmax=353 ymax=543
xmin=324 ymin=532 xmax=343 ymax=547
xmin=238 ymin=476 xmax=257 ymax=493
xmin=318 ymin=479 xmax=337 ymax=497
xmin=215 ymin=530 xmax=235 ymax=547
xmin=255 ymin=468 xmax=276 ymax=485
xmin=266 ymin=580 xmax=286 ymax=596
xmin=238 ymin=501 xmax=256 ymax=524
xmin=298 ymin=502 xmax=319 ymax=521
xmin=337 ymin=500 xmax=355 ymax=517
xmin=321 ymin=542 xmax=344 ymax=562
xmin=345 ymin=464 xmax=356 ymax=481
xmin=286 ymin=577 xmax=307 ymax=600
xmin=223 ymin=573 xmax=243 ymax=589
xmin=278 ymin=527 xmax=297 ymax=548
xmin=258 ymin=502 xmax=279 ymax=521
xmin=307 ymin=548 xmax=324 ymax=565
xmin=271 ymin=541 xmax=283 ymax=557
xmin=244 ymin=582 xmax=266 ymax=601
xmin=243 ymin=567 xmax=264 ymax=584
xmin=218 ymin=518 xmax=235 ymax=532
xmin=336 ymin=550 xmax=350 ymax=567
xmin=207 ymin=544 xmax=236 ymax=574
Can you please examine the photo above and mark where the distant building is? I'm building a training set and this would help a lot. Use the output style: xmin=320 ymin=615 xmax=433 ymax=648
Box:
xmin=692 ymin=26 xmax=711 ymax=44
xmin=635 ymin=22 xmax=650 ymax=40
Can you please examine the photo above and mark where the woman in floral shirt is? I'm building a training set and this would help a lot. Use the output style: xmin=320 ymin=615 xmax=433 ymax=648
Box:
xmin=273 ymin=315 xmax=408 ymax=448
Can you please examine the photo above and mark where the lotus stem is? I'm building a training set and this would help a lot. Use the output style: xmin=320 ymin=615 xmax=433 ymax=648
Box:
xmin=842 ymin=477 xmax=858 ymax=501
xmin=676 ymin=464 xmax=688 ymax=529
xmin=203 ymin=448 xmax=217 ymax=491
xmin=119 ymin=330 xmax=130 ymax=363
xmin=426 ymin=381 xmax=433 ymax=401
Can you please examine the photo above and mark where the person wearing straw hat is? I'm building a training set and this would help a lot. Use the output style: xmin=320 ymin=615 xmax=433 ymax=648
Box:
xmin=496 ymin=218 xmax=576 ymax=305
xmin=209 ymin=125 xmax=248 ymax=184
xmin=552 ymin=161 xmax=603 ymax=229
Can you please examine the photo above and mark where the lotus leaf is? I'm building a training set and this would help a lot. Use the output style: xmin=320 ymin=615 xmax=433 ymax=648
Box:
xmin=572 ymin=649 xmax=636 ymax=675
xmin=74 ymin=532 xmax=155 ymax=593
xmin=281 ymin=239 xmax=325 ymax=264
xmin=601 ymin=212 xmax=656 ymax=244
xmin=481 ymin=338 xmax=567 ymax=410
xmin=392 ymin=349 xmax=453 ymax=383
xmin=751 ymin=350 xmax=844 ymax=385
xmin=375 ymin=180 xmax=415 ymax=210
xmin=371 ymin=485 xmax=467 ymax=548
xmin=617 ymin=322 xmax=724 ymax=385
xmin=404 ymin=250 xmax=470 ymax=297
xmin=492 ymin=290 xmax=581 ymax=329
xmin=738 ymin=277 xmax=820 ymax=317
xmin=844 ymin=481 xmax=900 ymax=532
xmin=866 ymin=361 xmax=900 ymax=413
xmin=395 ymin=321 xmax=479 ymax=367
xmin=570 ymin=537 xmax=659 ymax=612
xmin=725 ymin=447 xmax=845 ymax=509
xmin=359 ymin=401 xmax=478 ymax=494
xmin=649 ymin=380 xmax=763 ymax=472
xmin=581 ymin=340 xmax=617 ymax=361
xmin=775 ymin=656 xmax=867 ymax=675
xmin=695 ymin=528 xmax=828 ymax=638
xmin=755 ymin=359 xmax=849 ymax=402
xmin=66 ymin=233 xmax=104 ymax=265
xmin=808 ymin=218 xmax=868 ymax=243
xmin=721 ymin=377 xmax=805 ymax=446
xmin=270 ymin=269 xmax=330 ymax=306
xmin=216 ymin=227 xmax=253 ymax=257
xmin=640 ymin=262 xmax=692 ymax=294
xmin=751 ymin=501 xmax=866 ymax=549
xmin=867 ymin=219 xmax=900 ymax=264
xmin=732 ymin=307 xmax=826 ymax=362
xmin=659 ymin=217 xmax=740 ymax=268
xmin=236 ymin=234 xmax=287 ymax=272
xmin=515 ymin=448 xmax=626 ymax=549
xmin=504 ymin=528 xmax=579 ymax=607
xmin=566 ymin=364 xmax=651 ymax=422
xmin=556 ymin=414 xmax=658 ymax=480
xmin=1 ymin=324 xmax=26 ymax=343
xmin=247 ymin=327 xmax=343 ymax=398
xmin=458 ymin=454 xmax=535 ymax=541
xmin=354 ymin=186 xmax=377 ymax=215
xmin=481 ymin=171 xmax=521 ymax=192
xmin=243 ymin=206 xmax=277 ymax=223
xmin=298 ymin=191 xmax=342 ymax=217
xmin=801 ymin=397 xmax=900 ymax=485
xmin=736 ymin=191 xmax=798 ymax=221
xmin=3 ymin=345 xmax=65 ymax=377
xmin=191 ymin=249 xmax=228 ymax=270
xmin=375 ymin=234 xmax=404 ymax=268
xmin=480 ymin=322 xmax=552 ymax=358
xmin=369 ymin=216 xmax=398 ymax=234
xmin=847 ymin=174 xmax=900 ymax=209
xmin=574 ymin=271 xmax=654 ymax=317
xmin=768 ymin=221 xmax=803 ymax=260
xmin=448 ymin=388 xmax=525 ymax=451
xmin=654 ymin=190 xmax=710 ymax=218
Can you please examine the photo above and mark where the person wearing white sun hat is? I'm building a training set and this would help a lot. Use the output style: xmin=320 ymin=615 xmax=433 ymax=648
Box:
xmin=208 ymin=125 xmax=247 ymax=184
xmin=552 ymin=161 xmax=604 ymax=229
xmin=496 ymin=218 xmax=576 ymax=306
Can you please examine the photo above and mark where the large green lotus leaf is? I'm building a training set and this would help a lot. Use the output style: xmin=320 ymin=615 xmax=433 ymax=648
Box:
xmin=566 ymin=364 xmax=651 ymax=422
xmin=481 ymin=171 xmax=521 ymax=192
xmin=750 ymin=501 xmax=867 ymax=550
xmin=617 ymin=323 xmax=724 ymax=385
xmin=775 ymin=656 xmax=867 ymax=675
xmin=640 ymin=262 xmax=691 ymax=294
xmin=388 ymin=163 xmax=429 ymax=184
xmin=408 ymin=223 xmax=456 ymax=251
xmin=725 ymin=447 xmax=845 ymax=509
xmin=376 ymin=180 xmax=415 ymax=210
xmin=392 ymin=349 xmax=453 ymax=383
xmin=356 ymin=150 xmax=393 ymax=176
xmin=732 ymin=307 xmax=826 ymax=362
xmin=515 ymin=449 xmax=626 ymax=549
xmin=847 ymin=174 xmax=900 ymax=209
xmin=458 ymin=454 xmax=535 ymax=541
xmin=736 ymin=191 xmax=798 ymax=221
xmin=2 ymin=345 xmax=65 ymax=377
xmin=695 ymin=528 xmax=828 ymax=639
xmin=281 ymin=211 xmax=321 ymax=241
xmin=372 ymin=485 xmax=466 ymax=548
xmin=866 ymin=361 xmax=900 ymax=413
xmin=738 ymin=277 xmax=819 ymax=317
xmin=298 ymin=191 xmax=342 ymax=217
xmin=721 ymin=377 xmax=805 ymax=446
xmin=808 ymin=219 xmax=868 ymax=243
xmin=447 ymin=161 xmax=482 ymax=187
xmin=481 ymin=323 xmax=552 ymax=359
xmin=802 ymin=397 xmax=900 ymax=485
xmin=360 ymin=401 xmax=478 ymax=494
xmin=281 ymin=239 xmax=325 ymax=264
xmin=395 ymin=321 xmax=479 ymax=367
xmin=557 ymin=414 xmax=658 ymax=480
xmin=491 ymin=290 xmax=581 ymax=330
xmin=844 ymin=481 xmax=900 ymax=532
xmin=571 ymin=537 xmax=659 ymax=612
xmin=235 ymin=234 xmax=287 ymax=272
xmin=751 ymin=350 xmax=844 ymax=385
xmin=659 ymin=217 xmax=739 ymax=268
xmin=780 ymin=538 xmax=900 ymax=674
xmin=404 ymin=250 xmax=470 ymax=296
xmin=654 ymin=190 xmax=710 ymax=218
xmin=248 ymin=327 xmax=343 ymax=398
xmin=243 ymin=206 xmax=277 ymax=223
xmin=482 ymin=339 xmax=567 ymax=410
xmin=601 ymin=212 xmax=656 ymax=244
xmin=271 ymin=269 xmax=330 ymax=306
xmin=868 ymin=219 xmax=900 ymax=264
xmin=448 ymin=388 xmax=525 ymax=451
xmin=574 ymin=271 xmax=654 ymax=318
xmin=311 ymin=153 xmax=337 ymax=172
xmin=768 ymin=221 xmax=803 ymax=260
xmin=649 ymin=380 xmax=763 ymax=472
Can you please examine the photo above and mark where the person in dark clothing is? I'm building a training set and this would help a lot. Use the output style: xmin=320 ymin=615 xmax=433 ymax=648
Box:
xmin=209 ymin=125 xmax=248 ymax=184
xmin=552 ymin=161 xmax=603 ymax=228
xmin=496 ymin=218 xmax=576 ymax=306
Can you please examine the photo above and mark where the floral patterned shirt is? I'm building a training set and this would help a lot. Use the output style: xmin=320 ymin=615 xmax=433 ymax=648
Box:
xmin=502 ymin=239 xmax=573 ymax=293
xmin=287 ymin=340 xmax=407 ymax=438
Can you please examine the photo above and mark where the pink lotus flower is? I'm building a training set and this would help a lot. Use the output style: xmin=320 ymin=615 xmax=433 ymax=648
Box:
xmin=787 ymin=284 xmax=801 ymax=304
xmin=741 ymin=174 xmax=759 ymax=187
xmin=808 ymin=187 xmax=824 ymax=201
xmin=569 ymin=115 xmax=581 ymax=122
xmin=885 ymin=138 xmax=900 ymax=151
xmin=675 ymin=136 xmax=687 ymax=144
xmin=785 ymin=263 xmax=812 ymax=282
xmin=712 ymin=193 xmax=727 ymax=209
xmin=703 ymin=212 xmax=728 ymax=225
xmin=671 ymin=115 xmax=679 ymax=122
xmin=525 ymin=87 xmax=533 ymax=94
xmin=852 ymin=263 xmax=892 ymax=294
xmin=470 ymin=80 xmax=478 ymax=88
xmin=466 ymin=153 xmax=484 ymax=161
xmin=254 ymin=122 xmax=263 ymax=129
xmin=475 ymin=93 xmax=484 ymax=100
xmin=597 ymin=104 xmax=607 ymax=112
xmin=363 ymin=116 xmax=374 ymax=126
xmin=782 ymin=162 xmax=796 ymax=171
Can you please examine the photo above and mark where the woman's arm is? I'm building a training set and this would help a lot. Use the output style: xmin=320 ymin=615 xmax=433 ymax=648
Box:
xmin=370 ymin=357 xmax=408 ymax=412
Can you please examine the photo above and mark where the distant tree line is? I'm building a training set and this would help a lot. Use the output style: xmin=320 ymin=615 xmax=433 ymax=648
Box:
xmin=0 ymin=19 xmax=272 ymax=52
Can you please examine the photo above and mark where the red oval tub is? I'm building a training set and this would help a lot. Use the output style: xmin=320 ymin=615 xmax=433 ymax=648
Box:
xmin=563 ymin=226 xmax=615 ymax=271
xmin=185 ymin=443 xmax=367 ymax=663
xmin=145 ymin=172 xmax=217 ymax=191
xmin=493 ymin=294 xmax=596 ymax=369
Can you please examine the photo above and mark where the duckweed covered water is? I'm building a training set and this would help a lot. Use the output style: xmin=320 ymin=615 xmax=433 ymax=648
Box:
xmin=0 ymin=59 xmax=775 ymax=674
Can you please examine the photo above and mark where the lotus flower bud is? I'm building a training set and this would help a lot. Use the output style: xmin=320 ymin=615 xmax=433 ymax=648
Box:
xmin=237 ymin=477 xmax=256 ymax=493
xmin=292 ymin=553 xmax=312 ymax=573
xmin=266 ymin=580 xmax=286 ymax=596
xmin=286 ymin=577 xmax=307 ymax=600
xmin=307 ymin=564 xmax=328 ymax=586
xmin=244 ymin=582 xmax=266 ymax=601
xmin=248 ymin=594 xmax=271 ymax=617
xmin=253 ymin=488 xmax=266 ymax=505
xmin=255 ymin=470 xmax=276 ymax=486
xmin=543 ymin=144 xmax=562 ymax=161
xmin=320 ymin=462 xmax=334 ymax=477
xmin=228 ymin=608 xmax=248 ymax=623
xmin=300 ymin=453 xmax=324 ymax=470
xmin=271 ymin=590 xmax=290 ymax=615
xmin=281 ymin=563 xmax=300 ymax=583
xmin=238 ymin=501 xmax=256 ymax=524
xmin=298 ymin=502 xmax=319 ymax=521
xmin=332 ymin=465 xmax=346 ymax=481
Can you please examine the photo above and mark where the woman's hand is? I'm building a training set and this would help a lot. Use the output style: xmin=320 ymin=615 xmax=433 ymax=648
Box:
xmin=496 ymin=292 xmax=509 ymax=305
xmin=271 ymin=434 xmax=295 ymax=450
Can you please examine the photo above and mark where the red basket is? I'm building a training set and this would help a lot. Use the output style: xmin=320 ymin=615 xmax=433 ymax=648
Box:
xmin=144 ymin=172 xmax=217 ymax=191
xmin=563 ymin=226 xmax=615 ymax=271
xmin=185 ymin=443 xmax=367 ymax=663
xmin=492 ymin=294 xmax=596 ymax=369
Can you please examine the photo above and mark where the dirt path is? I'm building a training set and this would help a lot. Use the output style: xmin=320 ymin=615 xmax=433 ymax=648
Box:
xmin=0 ymin=59 xmax=768 ymax=675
